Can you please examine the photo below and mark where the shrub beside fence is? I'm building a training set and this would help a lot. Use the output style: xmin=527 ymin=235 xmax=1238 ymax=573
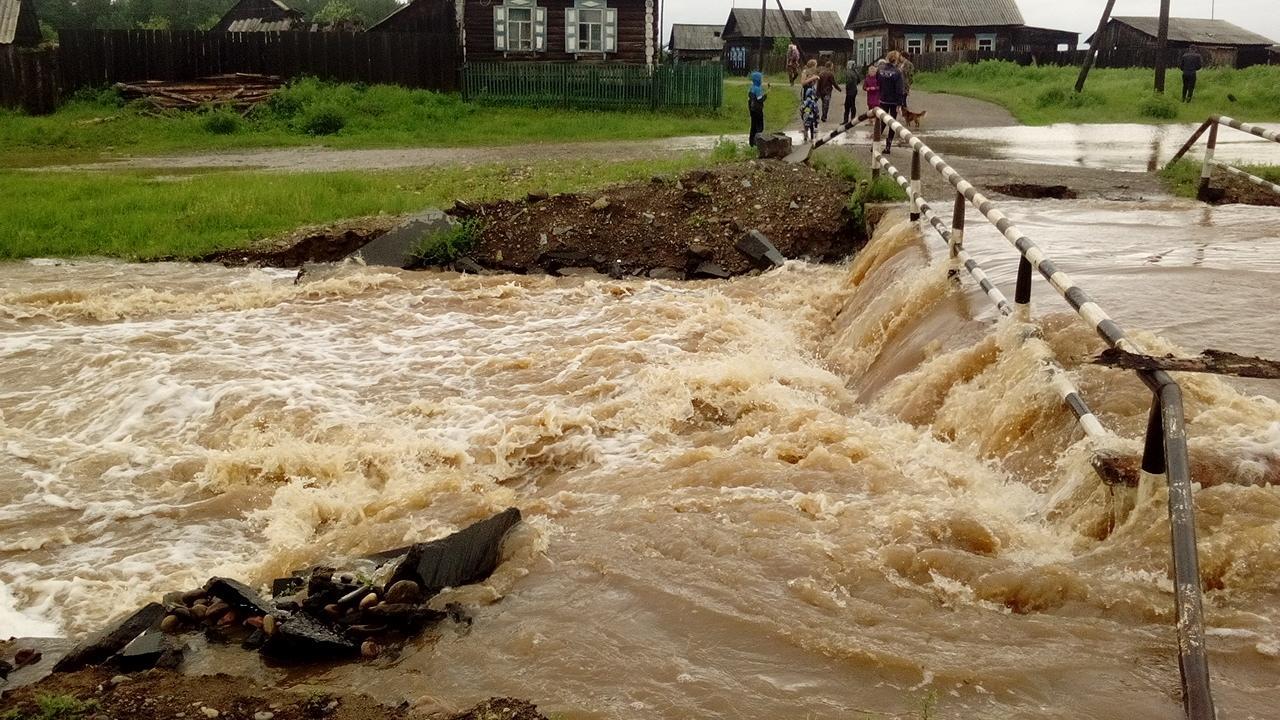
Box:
xmin=462 ymin=62 xmax=723 ymax=111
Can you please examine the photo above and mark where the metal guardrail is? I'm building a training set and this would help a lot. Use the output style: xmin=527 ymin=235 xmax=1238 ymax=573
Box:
xmin=869 ymin=107 xmax=1217 ymax=720
xmin=1169 ymin=115 xmax=1280 ymax=200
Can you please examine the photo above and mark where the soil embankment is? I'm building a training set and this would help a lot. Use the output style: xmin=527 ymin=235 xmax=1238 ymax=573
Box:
xmin=454 ymin=162 xmax=858 ymax=278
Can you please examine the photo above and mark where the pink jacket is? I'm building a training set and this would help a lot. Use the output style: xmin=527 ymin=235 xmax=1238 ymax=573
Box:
xmin=863 ymin=72 xmax=881 ymax=109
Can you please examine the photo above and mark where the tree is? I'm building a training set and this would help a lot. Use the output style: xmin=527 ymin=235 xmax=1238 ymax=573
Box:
xmin=314 ymin=0 xmax=359 ymax=25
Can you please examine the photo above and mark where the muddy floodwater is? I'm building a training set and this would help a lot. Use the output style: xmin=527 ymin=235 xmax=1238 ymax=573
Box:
xmin=2 ymin=199 xmax=1280 ymax=719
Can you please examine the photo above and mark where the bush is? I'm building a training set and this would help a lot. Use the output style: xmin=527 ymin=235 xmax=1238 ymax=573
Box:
xmin=710 ymin=137 xmax=748 ymax=162
xmin=410 ymin=220 xmax=478 ymax=266
xmin=202 ymin=108 xmax=241 ymax=135
xmin=1138 ymin=92 xmax=1179 ymax=120
xmin=298 ymin=105 xmax=346 ymax=136
xmin=1034 ymin=86 xmax=1105 ymax=110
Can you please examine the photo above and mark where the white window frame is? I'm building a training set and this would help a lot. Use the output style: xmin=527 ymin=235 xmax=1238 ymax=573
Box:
xmin=977 ymin=33 xmax=996 ymax=52
xmin=932 ymin=34 xmax=952 ymax=53
xmin=905 ymin=34 xmax=924 ymax=54
xmin=567 ymin=0 xmax=616 ymax=56
xmin=494 ymin=0 xmax=545 ymax=53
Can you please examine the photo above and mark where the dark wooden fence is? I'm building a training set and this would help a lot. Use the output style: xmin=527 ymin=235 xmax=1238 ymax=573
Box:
xmin=57 ymin=29 xmax=458 ymax=92
xmin=463 ymin=61 xmax=723 ymax=111
xmin=0 ymin=29 xmax=459 ymax=113
xmin=911 ymin=46 xmax=1269 ymax=73
xmin=0 ymin=46 xmax=62 ymax=114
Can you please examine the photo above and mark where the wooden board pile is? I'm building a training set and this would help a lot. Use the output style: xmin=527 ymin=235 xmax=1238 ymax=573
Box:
xmin=114 ymin=74 xmax=284 ymax=111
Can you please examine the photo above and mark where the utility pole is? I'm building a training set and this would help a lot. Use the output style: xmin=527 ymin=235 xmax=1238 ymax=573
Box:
xmin=1076 ymin=0 xmax=1117 ymax=93
xmin=1155 ymin=0 xmax=1171 ymax=92
xmin=757 ymin=0 xmax=767 ymax=71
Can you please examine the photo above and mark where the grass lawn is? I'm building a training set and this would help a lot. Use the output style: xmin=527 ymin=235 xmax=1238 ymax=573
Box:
xmin=0 ymin=78 xmax=798 ymax=164
xmin=0 ymin=152 xmax=746 ymax=261
xmin=914 ymin=62 xmax=1280 ymax=125
xmin=1160 ymin=158 xmax=1280 ymax=198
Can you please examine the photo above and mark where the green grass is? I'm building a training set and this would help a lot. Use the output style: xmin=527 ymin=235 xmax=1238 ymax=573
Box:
xmin=811 ymin=150 xmax=909 ymax=231
xmin=1 ymin=694 xmax=97 ymax=720
xmin=409 ymin=219 xmax=478 ymax=267
xmin=1160 ymin=158 xmax=1280 ymax=198
xmin=913 ymin=62 xmax=1280 ymax=125
xmin=0 ymin=155 xmax=731 ymax=260
xmin=0 ymin=78 xmax=798 ymax=164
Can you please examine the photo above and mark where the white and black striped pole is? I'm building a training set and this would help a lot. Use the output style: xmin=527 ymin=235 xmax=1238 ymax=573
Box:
xmin=909 ymin=148 xmax=922 ymax=222
xmin=1198 ymin=122 xmax=1219 ymax=201
xmin=949 ymin=191 xmax=965 ymax=260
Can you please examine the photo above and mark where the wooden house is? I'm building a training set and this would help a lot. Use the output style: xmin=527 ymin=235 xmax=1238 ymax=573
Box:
xmin=669 ymin=23 xmax=723 ymax=63
xmin=1012 ymin=26 xmax=1079 ymax=54
xmin=369 ymin=0 xmax=457 ymax=34
xmin=374 ymin=0 xmax=658 ymax=66
xmin=845 ymin=0 xmax=1025 ymax=65
xmin=1088 ymin=17 xmax=1277 ymax=69
xmin=721 ymin=8 xmax=852 ymax=71
xmin=0 ymin=0 xmax=41 ymax=46
xmin=211 ymin=0 xmax=307 ymax=32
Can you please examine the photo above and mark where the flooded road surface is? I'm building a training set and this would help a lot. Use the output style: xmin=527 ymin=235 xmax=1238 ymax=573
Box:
xmin=2 ymin=200 xmax=1280 ymax=719
xmin=922 ymin=122 xmax=1280 ymax=173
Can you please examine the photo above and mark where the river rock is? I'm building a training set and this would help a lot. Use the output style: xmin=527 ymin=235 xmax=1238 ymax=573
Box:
xmin=0 ymin=659 xmax=12 ymax=679
xmin=384 ymin=508 xmax=522 ymax=598
xmin=526 ymin=189 xmax=550 ymax=203
xmin=590 ymin=197 xmax=610 ymax=211
xmin=206 ymin=577 xmax=275 ymax=617
xmin=690 ymin=261 xmax=731 ymax=280
xmin=735 ymin=230 xmax=787 ymax=269
xmin=270 ymin=576 xmax=305 ymax=599
xmin=180 ymin=588 xmax=208 ymax=605
xmin=54 ymin=602 xmax=165 ymax=673
xmin=360 ymin=640 xmax=381 ymax=659
xmin=648 ymin=267 xmax=685 ymax=281
xmin=262 ymin=614 xmax=278 ymax=636
xmin=359 ymin=593 xmax=379 ymax=610
xmin=384 ymin=580 xmax=423 ymax=605
xmin=453 ymin=257 xmax=485 ymax=275
xmin=118 ymin=629 xmax=182 ymax=672
xmin=757 ymin=133 xmax=793 ymax=160
xmin=264 ymin=613 xmax=358 ymax=660
xmin=160 ymin=615 xmax=182 ymax=633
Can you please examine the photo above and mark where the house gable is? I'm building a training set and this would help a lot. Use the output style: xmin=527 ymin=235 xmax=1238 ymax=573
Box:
xmin=848 ymin=0 xmax=1024 ymax=31
xmin=1 ymin=0 xmax=41 ymax=46
xmin=462 ymin=0 xmax=657 ymax=65
xmin=211 ymin=0 xmax=305 ymax=32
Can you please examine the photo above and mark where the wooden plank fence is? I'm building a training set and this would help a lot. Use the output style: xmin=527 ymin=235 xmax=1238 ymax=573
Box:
xmin=0 ymin=46 xmax=62 ymax=114
xmin=0 ymin=29 xmax=459 ymax=113
xmin=463 ymin=62 xmax=723 ymax=111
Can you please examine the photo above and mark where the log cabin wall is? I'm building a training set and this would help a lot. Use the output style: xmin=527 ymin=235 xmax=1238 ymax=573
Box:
xmin=464 ymin=0 xmax=656 ymax=65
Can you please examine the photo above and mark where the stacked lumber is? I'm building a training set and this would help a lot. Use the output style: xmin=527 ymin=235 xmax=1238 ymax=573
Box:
xmin=114 ymin=74 xmax=284 ymax=110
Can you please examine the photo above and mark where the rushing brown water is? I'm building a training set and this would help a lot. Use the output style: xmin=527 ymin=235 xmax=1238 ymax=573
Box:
xmin=2 ymin=201 xmax=1279 ymax=719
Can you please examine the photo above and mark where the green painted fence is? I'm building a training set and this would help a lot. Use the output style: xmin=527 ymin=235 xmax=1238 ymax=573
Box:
xmin=462 ymin=62 xmax=723 ymax=111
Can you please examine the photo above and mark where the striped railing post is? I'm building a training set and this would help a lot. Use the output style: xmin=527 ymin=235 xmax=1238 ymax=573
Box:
xmin=871 ymin=120 xmax=882 ymax=182
xmin=1014 ymin=257 xmax=1034 ymax=322
xmin=909 ymin=148 xmax=922 ymax=222
xmin=950 ymin=191 xmax=965 ymax=259
xmin=1198 ymin=122 xmax=1218 ymax=200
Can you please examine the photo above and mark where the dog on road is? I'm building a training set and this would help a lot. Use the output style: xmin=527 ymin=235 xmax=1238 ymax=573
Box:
xmin=902 ymin=108 xmax=928 ymax=131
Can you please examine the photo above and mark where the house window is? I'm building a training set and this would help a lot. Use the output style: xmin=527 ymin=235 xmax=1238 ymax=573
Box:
xmin=905 ymin=34 xmax=924 ymax=54
xmin=494 ymin=1 xmax=546 ymax=53
xmin=977 ymin=33 xmax=996 ymax=52
xmin=508 ymin=8 xmax=534 ymax=51
xmin=566 ymin=1 xmax=616 ymax=55
xmin=578 ymin=7 xmax=604 ymax=52
xmin=933 ymin=35 xmax=952 ymax=52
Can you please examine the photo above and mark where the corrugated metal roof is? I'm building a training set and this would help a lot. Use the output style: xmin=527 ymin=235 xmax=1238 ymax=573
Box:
xmin=725 ymin=9 xmax=850 ymax=41
xmin=226 ymin=17 xmax=302 ymax=32
xmin=1110 ymin=17 xmax=1276 ymax=47
xmin=848 ymin=0 xmax=1024 ymax=30
xmin=1 ymin=0 xmax=29 ymax=44
xmin=671 ymin=24 xmax=723 ymax=52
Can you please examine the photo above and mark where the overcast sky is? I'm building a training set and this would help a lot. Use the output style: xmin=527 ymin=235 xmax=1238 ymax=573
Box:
xmin=661 ymin=1 xmax=1280 ymax=47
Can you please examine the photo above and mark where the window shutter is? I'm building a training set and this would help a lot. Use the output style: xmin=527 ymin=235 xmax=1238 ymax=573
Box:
xmin=604 ymin=8 xmax=617 ymax=53
xmin=493 ymin=6 xmax=507 ymax=52
xmin=534 ymin=7 xmax=547 ymax=52
xmin=565 ymin=8 xmax=578 ymax=53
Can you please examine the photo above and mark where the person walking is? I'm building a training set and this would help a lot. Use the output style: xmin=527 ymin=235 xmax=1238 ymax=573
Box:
xmin=747 ymin=71 xmax=768 ymax=148
xmin=864 ymin=63 xmax=882 ymax=140
xmin=877 ymin=51 xmax=906 ymax=154
xmin=800 ymin=86 xmax=820 ymax=144
xmin=900 ymin=52 xmax=916 ymax=110
xmin=786 ymin=43 xmax=802 ymax=86
xmin=817 ymin=61 xmax=842 ymax=123
xmin=800 ymin=59 xmax=820 ymax=90
xmin=842 ymin=59 xmax=861 ymax=125
xmin=1181 ymin=46 xmax=1204 ymax=103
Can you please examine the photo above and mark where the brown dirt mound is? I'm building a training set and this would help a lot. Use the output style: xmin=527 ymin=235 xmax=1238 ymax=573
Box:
xmin=198 ymin=216 xmax=401 ymax=268
xmin=0 ymin=668 xmax=549 ymax=720
xmin=1202 ymin=172 xmax=1280 ymax=207
xmin=454 ymin=161 xmax=859 ymax=278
